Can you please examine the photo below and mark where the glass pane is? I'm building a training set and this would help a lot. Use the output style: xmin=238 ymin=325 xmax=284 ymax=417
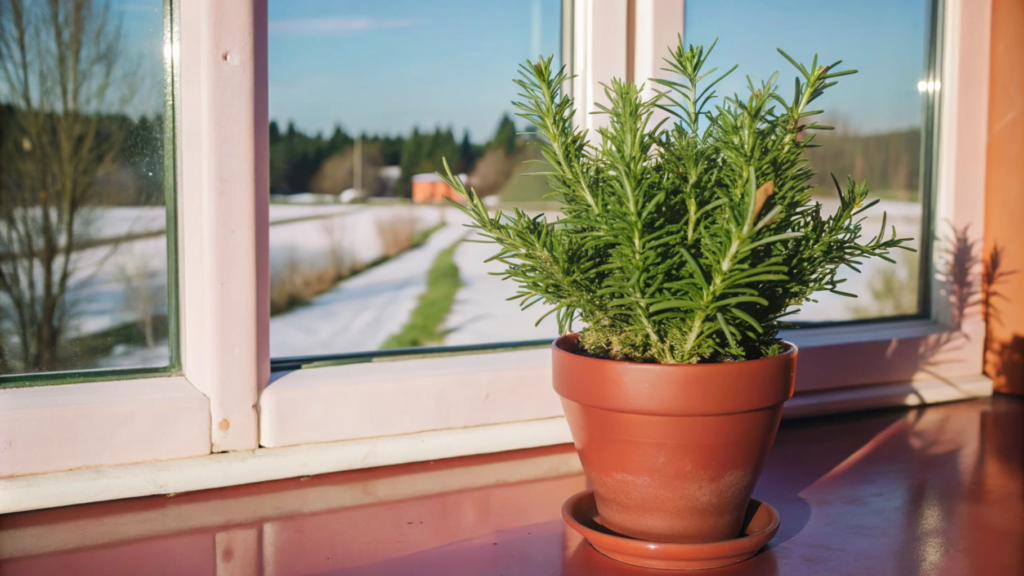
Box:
xmin=0 ymin=0 xmax=173 ymax=379
xmin=684 ymin=0 xmax=932 ymax=322
xmin=268 ymin=0 xmax=563 ymax=358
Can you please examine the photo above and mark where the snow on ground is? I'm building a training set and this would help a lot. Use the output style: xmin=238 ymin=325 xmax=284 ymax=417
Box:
xmin=786 ymin=197 xmax=922 ymax=321
xmin=270 ymin=219 xmax=467 ymax=357
xmin=82 ymin=206 xmax=168 ymax=239
xmin=95 ymin=339 xmax=174 ymax=369
xmin=65 ymin=234 xmax=170 ymax=338
xmin=443 ymin=236 xmax=559 ymax=346
xmin=63 ymin=204 xmax=383 ymax=343
xmin=267 ymin=203 xmax=360 ymax=223
xmin=68 ymin=204 xmax=448 ymax=367
xmin=0 ymin=206 xmax=167 ymax=247
xmin=268 ymin=205 xmax=444 ymax=277
xmin=75 ymin=203 xmax=361 ymax=245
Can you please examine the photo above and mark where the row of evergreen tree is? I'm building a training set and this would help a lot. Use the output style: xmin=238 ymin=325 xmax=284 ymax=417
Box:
xmin=3 ymin=101 xmax=921 ymax=203
xmin=269 ymin=114 xmax=519 ymax=197
xmin=0 ymin=103 xmax=166 ymax=206
xmin=804 ymin=128 xmax=921 ymax=201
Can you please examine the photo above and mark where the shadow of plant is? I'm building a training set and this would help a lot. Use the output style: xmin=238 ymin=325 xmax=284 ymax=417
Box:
xmin=982 ymin=242 xmax=1021 ymax=391
xmin=914 ymin=224 xmax=983 ymax=369
xmin=913 ymin=223 xmax=1018 ymax=375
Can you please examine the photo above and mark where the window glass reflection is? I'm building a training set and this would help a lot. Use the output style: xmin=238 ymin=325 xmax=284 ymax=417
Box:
xmin=0 ymin=0 xmax=171 ymax=377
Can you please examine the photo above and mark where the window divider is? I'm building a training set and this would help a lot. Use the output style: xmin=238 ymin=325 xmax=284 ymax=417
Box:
xmin=572 ymin=0 xmax=629 ymax=135
xmin=178 ymin=0 xmax=269 ymax=452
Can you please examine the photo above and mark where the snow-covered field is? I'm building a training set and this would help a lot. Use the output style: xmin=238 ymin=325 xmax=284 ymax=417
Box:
xmin=71 ymin=204 xmax=380 ymax=341
xmin=19 ymin=197 xmax=921 ymax=369
xmin=271 ymin=221 xmax=465 ymax=357
xmin=97 ymin=204 xmax=449 ymax=367
xmin=79 ymin=206 xmax=168 ymax=240
xmin=67 ymin=233 xmax=170 ymax=339
xmin=267 ymin=203 xmax=361 ymax=223
xmin=267 ymin=205 xmax=444 ymax=280
xmin=2 ymin=204 xmax=367 ymax=248
xmin=788 ymin=197 xmax=922 ymax=321
xmin=70 ymin=203 xmax=376 ymax=344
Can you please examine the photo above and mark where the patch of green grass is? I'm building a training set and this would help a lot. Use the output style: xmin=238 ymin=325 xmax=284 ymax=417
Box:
xmin=497 ymin=157 xmax=555 ymax=206
xmin=382 ymin=238 xmax=463 ymax=349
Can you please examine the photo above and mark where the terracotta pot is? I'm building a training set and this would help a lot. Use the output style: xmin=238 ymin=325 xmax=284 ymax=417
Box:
xmin=552 ymin=333 xmax=797 ymax=544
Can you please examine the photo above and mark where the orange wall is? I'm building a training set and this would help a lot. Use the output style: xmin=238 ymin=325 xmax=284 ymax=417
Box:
xmin=984 ymin=0 xmax=1024 ymax=395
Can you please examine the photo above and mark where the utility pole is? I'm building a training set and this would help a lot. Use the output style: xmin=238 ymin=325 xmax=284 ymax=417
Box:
xmin=354 ymin=137 xmax=363 ymax=196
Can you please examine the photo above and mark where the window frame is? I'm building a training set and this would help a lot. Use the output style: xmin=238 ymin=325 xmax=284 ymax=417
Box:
xmin=261 ymin=0 xmax=992 ymax=445
xmin=0 ymin=0 xmax=995 ymax=513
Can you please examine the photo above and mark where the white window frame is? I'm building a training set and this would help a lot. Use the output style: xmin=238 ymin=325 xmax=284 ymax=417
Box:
xmin=0 ymin=0 xmax=994 ymax=513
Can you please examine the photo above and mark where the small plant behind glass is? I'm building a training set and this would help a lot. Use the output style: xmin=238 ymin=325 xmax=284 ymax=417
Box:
xmin=443 ymin=39 xmax=914 ymax=364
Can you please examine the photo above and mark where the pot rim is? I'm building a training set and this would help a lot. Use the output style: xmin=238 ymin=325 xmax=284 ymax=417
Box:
xmin=551 ymin=333 xmax=798 ymax=416
xmin=552 ymin=333 xmax=798 ymax=367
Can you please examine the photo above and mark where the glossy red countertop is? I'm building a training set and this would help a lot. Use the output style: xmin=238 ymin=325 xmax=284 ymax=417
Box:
xmin=1 ymin=396 xmax=1021 ymax=575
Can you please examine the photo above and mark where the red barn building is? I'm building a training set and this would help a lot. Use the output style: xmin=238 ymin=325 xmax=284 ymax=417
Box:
xmin=411 ymin=173 xmax=467 ymax=204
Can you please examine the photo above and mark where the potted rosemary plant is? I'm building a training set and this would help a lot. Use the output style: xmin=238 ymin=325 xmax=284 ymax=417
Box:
xmin=444 ymin=40 xmax=911 ymax=553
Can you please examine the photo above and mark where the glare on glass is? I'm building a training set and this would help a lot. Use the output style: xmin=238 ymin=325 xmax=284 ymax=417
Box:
xmin=0 ymin=0 xmax=171 ymax=379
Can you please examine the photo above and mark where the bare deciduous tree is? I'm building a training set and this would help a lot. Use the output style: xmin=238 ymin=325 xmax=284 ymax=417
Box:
xmin=0 ymin=0 xmax=132 ymax=372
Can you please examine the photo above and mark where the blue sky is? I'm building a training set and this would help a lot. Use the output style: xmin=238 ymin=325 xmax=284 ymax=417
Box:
xmin=684 ymin=0 xmax=930 ymax=134
xmin=0 ymin=1 xmax=167 ymax=117
xmin=110 ymin=0 xmax=164 ymax=116
xmin=104 ymin=0 xmax=931 ymax=139
xmin=267 ymin=0 xmax=930 ymax=140
xmin=268 ymin=0 xmax=562 ymax=141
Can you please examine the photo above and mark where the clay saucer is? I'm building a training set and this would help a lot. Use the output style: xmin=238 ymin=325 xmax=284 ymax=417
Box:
xmin=561 ymin=491 xmax=780 ymax=571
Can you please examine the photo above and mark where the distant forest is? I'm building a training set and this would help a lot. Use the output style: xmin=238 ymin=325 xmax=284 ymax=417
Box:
xmin=805 ymin=128 xmax=921 ymax=201
xmin=269 ymin=114 xmax=522 ymax=198
xmin=270 ymin=119 xmax=923 ymax=202
xmin=3 ymin=102 xmax=924 ymax=205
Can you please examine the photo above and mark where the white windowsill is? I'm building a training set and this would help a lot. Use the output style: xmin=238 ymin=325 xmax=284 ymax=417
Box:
xmin=260 ymin=348 xmax=560 ymax=448
xmin=0 ymin=377 xmax=210 ymax=478
xmin=780 ymin=318 xmax=951 ymax=348
xmin=0 ymin=417 xmax=572 ymax=515
xmin=0 ymin=371 xmax=992 ymax=515
xmin=260 ymin=316 xmax=988 ymax=448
